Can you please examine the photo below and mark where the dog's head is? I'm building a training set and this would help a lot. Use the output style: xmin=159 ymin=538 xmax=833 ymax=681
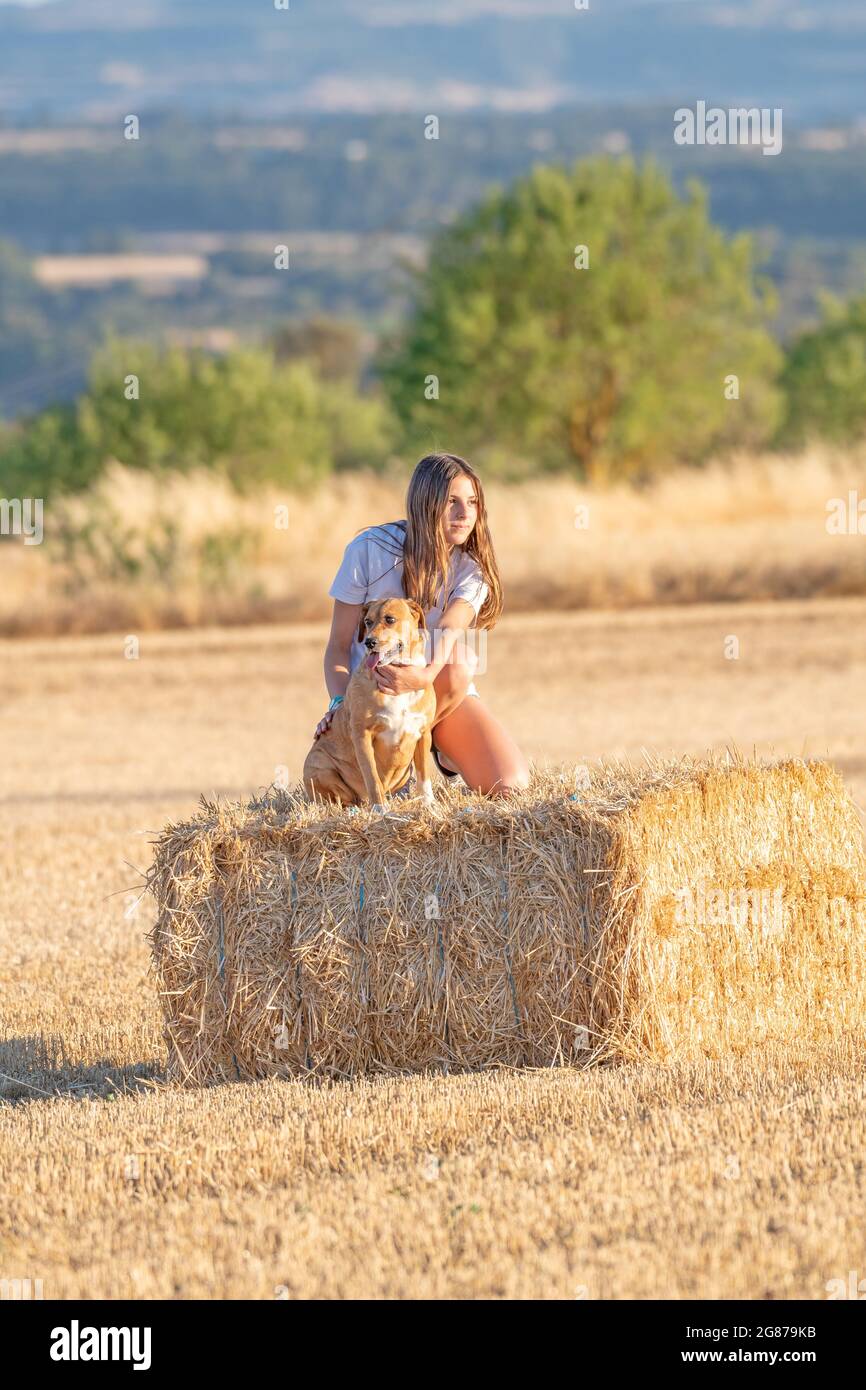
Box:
xmin=358 ymin=598 xmax=426 ymax=672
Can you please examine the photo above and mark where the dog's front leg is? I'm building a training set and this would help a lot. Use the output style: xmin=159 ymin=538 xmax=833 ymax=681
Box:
xmin=413 ymin=728 xmax=436 ymax=807
xmin=354 ymin=727 xmax=386 ymax=809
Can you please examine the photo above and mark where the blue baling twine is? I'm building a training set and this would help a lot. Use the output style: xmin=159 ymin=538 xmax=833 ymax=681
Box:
xmin=216 ymin=897 xmax=242 ymax=1081
xmin=500 ymin=872 xmax=523 ymax=1044
xmin=432 ymin=879 xmax=451 ymax=1056
xmin=290 ymin=869 xmax=311 ymax=1071
xmin=358 ymin=863 xmax=371 ymax=1032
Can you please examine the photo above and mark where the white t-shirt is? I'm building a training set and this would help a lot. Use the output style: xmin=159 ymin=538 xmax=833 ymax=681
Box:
xmin=328 ymin=520 xmax=489 ymax=688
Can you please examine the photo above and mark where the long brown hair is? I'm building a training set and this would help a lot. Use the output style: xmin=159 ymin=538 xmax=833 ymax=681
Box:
xmin=400 ymin=453 xmax=502 ymax=630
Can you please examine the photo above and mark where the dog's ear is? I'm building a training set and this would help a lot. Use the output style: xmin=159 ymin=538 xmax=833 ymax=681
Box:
xmin=357 ymin=602 xmax=370 ymax=643
xmin=405 ymin=599 xmax=426 ymax=629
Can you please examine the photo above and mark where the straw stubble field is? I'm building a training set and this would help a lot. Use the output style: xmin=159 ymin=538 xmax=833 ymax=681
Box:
xmin=2 ymin=596 xmax=866 ymax=1299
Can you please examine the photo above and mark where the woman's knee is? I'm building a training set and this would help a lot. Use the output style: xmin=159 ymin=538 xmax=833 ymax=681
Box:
xmin=486 ymin=758 xmax=532 ymax=798
xmin=435 ymin=655 xmax=474 ymax=700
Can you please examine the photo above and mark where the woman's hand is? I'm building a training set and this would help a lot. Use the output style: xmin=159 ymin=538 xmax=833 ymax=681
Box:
xmin=375 ymin=663 xmax=433 ymax=695
xmin=313 ymin=708 xmax=336 ymax=740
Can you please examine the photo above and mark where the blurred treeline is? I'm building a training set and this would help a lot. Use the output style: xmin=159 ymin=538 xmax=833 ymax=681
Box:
xmin=3 ymin=109 xmax=866 ymax=420
xmin=7 ymin=110 xmax=866 ymax=249
xmin=2 ymin=156 xmax=866 ymax=499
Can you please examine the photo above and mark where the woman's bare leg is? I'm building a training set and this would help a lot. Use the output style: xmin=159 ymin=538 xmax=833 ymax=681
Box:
xmin=430 ymin=659 xmax=530 ymax=797
xmin=435 ymin=698 xmax=531 ymax=797
xmin=429 ymin=647 xmax=479 ymax=726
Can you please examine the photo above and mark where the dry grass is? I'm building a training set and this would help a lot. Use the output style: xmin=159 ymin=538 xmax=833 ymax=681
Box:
xmin=2 ymin=1039 xmax=866 ymax=1299
xmin=148 ymin=758 xmax=866 ymax=1085
xmin=2 ymin=601 xmax=866 ymax=1298
xmin=2 ymin=441 xmax=865 ymax=637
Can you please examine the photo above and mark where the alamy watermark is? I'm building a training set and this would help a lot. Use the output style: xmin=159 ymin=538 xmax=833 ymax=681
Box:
xmin=671 ymin=885 xmax=864 ymax=939
xmin=674 ymin=883 xmax=786 ymax=939
xmin=826 ymin=490 xmax=866 ymax=535
xmin=0 ymin=1277 xmax=44 ymax=1300
xmin=0 ymin=497 xmax=43 ymax=545
xmin=826 ymin=1270 xmax=866 ymax=1300
xmin=50 ymin=1322 xmax=151 ymax=1370
xmin=674 ymin=102 xmax=783 ymax=157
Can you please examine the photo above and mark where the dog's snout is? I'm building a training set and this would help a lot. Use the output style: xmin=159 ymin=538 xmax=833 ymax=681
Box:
xmin=365 ymin=636 xmax=377 ymax=649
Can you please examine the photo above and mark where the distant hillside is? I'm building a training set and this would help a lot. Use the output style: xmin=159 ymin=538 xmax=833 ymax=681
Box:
xmin=1 ymin=0 xmax=865 ymax=122
xmin=3 ymin=109 xmax=866 ymax=249
xmin=2 ymin=0 xmax=866 ymax=420
xmin=2 ymin=107 xmax=866 ymax=419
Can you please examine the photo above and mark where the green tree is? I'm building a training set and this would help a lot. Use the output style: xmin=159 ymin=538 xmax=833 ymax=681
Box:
xmin=777 ymin=292 xmax=866 ymax=447
xmin=77 ymin=340 xmax=338 ymax=487
xmin=0 ymin=404 xmax=98 ymax=500
xmin=270 ymin=315 xmax=365 ymax=382
xmin=379 ymin=157 xmax=782 ymax=482
xmin=0 ymin=338 xmax=396 ymax=500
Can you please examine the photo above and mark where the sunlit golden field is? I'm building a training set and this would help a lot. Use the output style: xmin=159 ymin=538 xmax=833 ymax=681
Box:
xmin=2 ymin=595 xmax=865 ymax=1298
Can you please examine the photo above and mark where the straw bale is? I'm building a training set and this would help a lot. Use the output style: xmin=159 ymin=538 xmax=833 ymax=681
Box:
xmin=146 ymin=756 xmax=866 ymax=1084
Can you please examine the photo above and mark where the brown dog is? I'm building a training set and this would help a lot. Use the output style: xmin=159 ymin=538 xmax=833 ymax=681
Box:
xmin=303 ymin=597 xmax=437 ymax=810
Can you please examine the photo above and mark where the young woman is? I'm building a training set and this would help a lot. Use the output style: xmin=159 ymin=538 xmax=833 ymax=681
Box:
xmin=313 ymin=452 xmax=530 ymax=797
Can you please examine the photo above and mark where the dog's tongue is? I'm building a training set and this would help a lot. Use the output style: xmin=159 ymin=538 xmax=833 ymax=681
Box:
xmin=366 ymin=651 xmax=380 ymax=671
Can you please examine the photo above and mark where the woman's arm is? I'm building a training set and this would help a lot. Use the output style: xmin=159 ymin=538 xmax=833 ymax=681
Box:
xmin=314 ymin=599 xmax=362 ymax=739
xmin=325 ymin=599 xmax=361 ymax=698
xmin=374 ymin=598 xmax=476 ymax=694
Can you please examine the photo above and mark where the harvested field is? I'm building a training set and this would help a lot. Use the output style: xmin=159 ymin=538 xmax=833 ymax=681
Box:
xmin=2 ymin=597 xmax=866 ymax=1298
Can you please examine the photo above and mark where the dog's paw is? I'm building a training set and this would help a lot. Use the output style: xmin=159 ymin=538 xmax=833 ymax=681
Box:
xmin=420 ymin=779 xmax=435 ymax=808
xmin=370 ymin=802 xmax=387 ymax=816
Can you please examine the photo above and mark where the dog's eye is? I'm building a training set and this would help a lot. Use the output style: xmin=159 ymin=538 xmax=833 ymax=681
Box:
xmin=385 ymin=615 xmax=395 ymax=624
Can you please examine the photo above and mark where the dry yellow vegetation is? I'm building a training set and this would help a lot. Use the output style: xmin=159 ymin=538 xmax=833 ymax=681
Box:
xmin=1 ymin=597 xmax=865 ymax=1298
xmin=2 ymin=441 xmax=865 ymax=636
